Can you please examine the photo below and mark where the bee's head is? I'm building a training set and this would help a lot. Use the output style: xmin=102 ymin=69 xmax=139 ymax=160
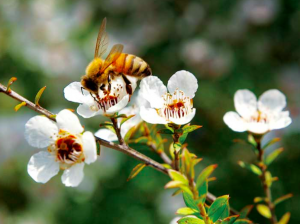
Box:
xmin=81 ymin=76 xmax=98 ymax=95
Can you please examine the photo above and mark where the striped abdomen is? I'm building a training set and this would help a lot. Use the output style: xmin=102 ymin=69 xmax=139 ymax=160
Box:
xmin=110 ymin=53 xmax=152 ymax=78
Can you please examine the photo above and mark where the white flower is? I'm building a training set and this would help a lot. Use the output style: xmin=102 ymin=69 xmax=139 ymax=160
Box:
xmin=170 ymin=217 xmax=181 ymax=224
xmin=64 ymin=76 xmax=138 ymax=118
xmin=95 ymin=90 xmax=148 ymax=141
xmin=25 ymin=109 xmax=97 ymax=187
xmin=224 ymin=89 xmax=292 ymax=134
xmin=139 ymin=70 xmax=198 ymax=125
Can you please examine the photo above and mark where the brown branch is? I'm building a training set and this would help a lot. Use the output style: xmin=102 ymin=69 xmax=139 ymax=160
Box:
xmin=0 ymin=82 xmax=238 ymax=216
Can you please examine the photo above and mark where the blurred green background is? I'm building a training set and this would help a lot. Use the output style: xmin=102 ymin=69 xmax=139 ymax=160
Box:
xmin=0 ymin=0 xmax=300 ymax=223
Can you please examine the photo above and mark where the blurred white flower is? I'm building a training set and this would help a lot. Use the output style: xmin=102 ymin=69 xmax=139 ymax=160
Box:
xmin=64 ymin=76 xmax=137 ymax=118
xmin=25 ymin=109 xmax=97 ymax=187
xmin=95 ymin=90 xmax=148 ymax=141
xmin=139 ymin=70 xmax=198 ymax=125
xmin=224 ymin=89 xmax=292 ymax=134
xmin=170 ymin=217 xmax=181 ymax=224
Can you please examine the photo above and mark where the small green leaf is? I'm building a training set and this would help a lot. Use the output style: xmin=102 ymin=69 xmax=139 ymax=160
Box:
xmin=222 ymin=215 xmax=240 ymax=224
xmin=178 ymin=216 xmax=204 ymax=224
xmin=127 ymin=163 xmax=146 ymax=181
xmin=168 ymin=170 xmax=189 ymax=185
xmin=183 ymin=192 xmax=199 ymax=211
xmin=134 ymin=136 xmax=149 ymax=144
xmin=113 ymin=113 xmax=128 ymax=118
xmin=14 ymin=101 xmax=26 ymax=112
xmin=196 ymin=164 xmax=218 ymax=189
xmin=248 ymin=134 xmax=257 ymax=147
xmin=278 ymin=212 xmax=291 ymax=224
xmin=208 ymin=195 xmax=229 ymax=222
xmin=254 ymin=197 xmax=265 ymax=203
xmin=182 ymin=125 xmax=202 ymax=133
xmin=234 ymin=219 xmax=253 ymax=224
xmin=176 ymin=207 xmax=199 ymax=215
xmin=180 ymin=186 xmax=194 ymax=197
xmin=256 ymin=204 xmax=271 ymax=218
xmin=120 ymin=115 xmax=135 ymax=127
xmin=35 ymin=86 xmax=47 ymax=106
xmin=157 ymin=128 xmax=174 ymax=134
xmin=263 ymin=137 xmax=280 ymax=150
xmin=265 ymin=171 xmax=273 ymax=187
xmin=6 ymin=77 xmax=17 ymax=93
xmin=198 ymin=180 xmax=208 ymax=204
xmin=239 ymin=205 xmax=254 ymax=219
xmin=172 ymin=189 xmax=182 ymax=196
xmin=179 ymin=132 xmax=188 ymax=145
xmin=173 ymin=142 xmax=182 ymax=152
xmin=124 ymin=125 xmax=136 ymax=142
xmin=265 ymin=148 xmax=284 ymax=166
xmin=274 ymin=193 xmax=293 ymax=206
xmin=165 ymin=180 xmax=183 ymax=189
xmin=238 ymin=161 xmax=262 ymax=176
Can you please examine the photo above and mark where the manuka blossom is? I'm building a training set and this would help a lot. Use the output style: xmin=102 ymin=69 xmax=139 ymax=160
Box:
xmin=95 ymin=91 xmax=148 ymax=141
xmin=25 ymin=109 xmax=97 ymax=187
xmin=139 ymin=70 xmax=198 ymax=125
xmin=64 ymin=76 xmax=138 ymax=118
xmin=223 ymin=89 xmax=292 ymax=134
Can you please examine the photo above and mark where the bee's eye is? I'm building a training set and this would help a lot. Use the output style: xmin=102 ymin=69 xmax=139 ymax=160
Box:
xmin=100 ymin=84 xmax=105 ymax=91
xmin=84 ymin=78 xmax=98 ymax=92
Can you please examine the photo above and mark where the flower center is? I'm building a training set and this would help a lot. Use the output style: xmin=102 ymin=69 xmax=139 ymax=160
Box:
xmin=48 ymin=130 xmax=84 ymax=168
xmin=247 ymin=111 xmax=269 ymax=124
xmin=158 ymin=90 xmax=193 ymax=120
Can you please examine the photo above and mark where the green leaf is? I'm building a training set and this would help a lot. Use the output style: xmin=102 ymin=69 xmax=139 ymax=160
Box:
xmin=35 ymin=86 xmax=47 ymax=106
xmin=265 ymin=148 xmax=284 ymax=166
xmin=248 ymin=134 xmax=257 ymax=147
xmin=274 ymin=194 xmax=293 ymax=206
xmin=234 ymin=219 xmax=253 ymax=224
xmin=196 ymin=164 xmax=218 ymax=189
xmin=208 ymin=195 xmax=229 ymax=222
xmin=238 ymin=161 xmax=262 ymax=176
xmin=265 ymin=171 xmax=273 ymax=187
xmin=124 ymin=125 xmax=136 ymax=142
xmin=176 ymin=207 xmax=199 ymax=215
xmin=183 ymin=192 xmax=199 ymax=211
xmin=168 ymin=170 xmax=189 ymax=185
xmin=256 ymin=204 xmax=271 ymax=218
xmin=14 ymin=101 xmax=26 ymax=112
xmin=180 ymin=186 xmax=194 ymax=197
xmin=157 ymin=128 xmax=174 ymax=134
xmin=165 ymin=180 xmax=184 ymax=189
xmin=178 ymin=216 xmax=204 ymax=224
xmin=263 ymin=137 xmax=280 ymax=150
xmin=127 ymin=163 xmax=146 ymax=181
xmin=254 ymin=197 xmax=265 ymax=203
xmin=6 ymin=77 xmax=17 ymax=92
xmin=222 ymin=215 xmax=240 ymax=224
xmin=179 ymin=132 xmax=188 ymax=145
xmin=239 ymin=205 xmax=254 ymax=219
xmin=182 ymin=125 xmax=202 ymax=134
xmin=120 ymin=115 xmax=135 ymax=127
xmin=173 ymin=142 xmax=182 ymax=153
xmin=133 ymin=136 xmax=149 ymax=144
xmin=198 ymin=180 xmax=208 ymax=204
xmin=278 ymin=212 xmax=291 ymax=224
xmin=220 ymin=203 xmax=230 ymax=219
xmin=172 ymin=189 xmax=182 ymax=196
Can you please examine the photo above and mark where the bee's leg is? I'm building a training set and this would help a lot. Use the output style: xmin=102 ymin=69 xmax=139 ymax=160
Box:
xmin=121 ymin=74 xmax=132 ymax=98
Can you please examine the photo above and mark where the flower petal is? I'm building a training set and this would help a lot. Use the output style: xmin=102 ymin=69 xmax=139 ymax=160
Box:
xmin=140 ymin=107 xmax=168 ymax=124
xmin=61 ymin=163 xmax=85 ymax=187
xmin=223 ymin=111 xmax=248 ymax=132
xmin=269 ymin=111 xmax=292 ymax=130
xmin=248 ymin=122 xmax=269 ymax=134
xmin=258 ymin=89 xmax=287 ymax=114
xmin=77 ymin=104 xmax=100 ymax=118
xmin=234 ymin=89 xmax=257 ymax=118
xmin=56 ymin=109 xmax=84 ymax=134
xmin=64 ymin=82 xmax=90 ymax=103
xmin=167 ymin=70 xmax=198 ymax=98
xmin=27 ymin=151 xmax=59 ymax=183
xmin=140 ymin=76 xmax=167 ymax=108
xmin=169 ymin=109 xmax=196 ymax=125
xmin=25 ymin=116 xmax=58 ymax=148
xmin=105 ymin=94 xmax=130 ymax=115
xmin=95 ymin=129 xmax=118 ymax=141
xmin=82 ymin=131 xmax=97 ymax=164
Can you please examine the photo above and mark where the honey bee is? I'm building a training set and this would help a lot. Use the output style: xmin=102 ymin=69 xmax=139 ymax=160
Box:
xmin=81 ymin=18 xmax=152 ymax=103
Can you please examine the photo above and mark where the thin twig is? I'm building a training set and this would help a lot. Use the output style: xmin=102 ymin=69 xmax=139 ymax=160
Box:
xmin=256 ymin=140 xmax=278 ymax=224
xmin=148 ymin=143 xmax=172 ymax=165
xmin=0 ymin=82 xmax=239 ymax=215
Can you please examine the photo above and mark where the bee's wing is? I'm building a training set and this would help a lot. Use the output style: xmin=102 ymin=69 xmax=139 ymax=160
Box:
xmin=100 ymin=44 xmax=124 ymax=73
xmin=94 ymin=17 xmax=109 ymax=58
